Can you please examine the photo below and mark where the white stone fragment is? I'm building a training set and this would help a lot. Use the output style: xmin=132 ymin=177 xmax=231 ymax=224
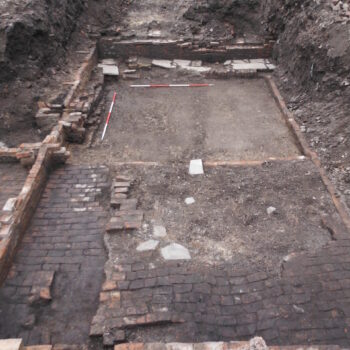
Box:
xmin=189 ymin=159 xmax=204 ymax=175
xmin=173 ymin=59 xmax=191 ymax=67
xmin=191 ymin=60 xmax=202 ymax=67
xmin=267 ymin=206 xmax=277 ymax=215
xmin=0 ymin=339 xmax=23 ymax=350
xmin=136 ymin=240 xmax=159 ymax=252
xmin=223 ymin=60 xmax=232 ymax=66
xmin=185 ymin=197 xmax=195 ymax=205
xmin=161 ymin=243 xmax=191 ymax=260
xmin=232 ymin=62 xmax=266 ymax=70
xmin=102 ymin=65 xmax=120 ymax=76
xmin=153 ymin=225 xmax=167 ymax=238
xmin=265 ymin=63 xmax=276 ymax=70
xmin=2 ymin=198 xmax=17 ymax=212
xmin=123 ymin=69 xmax=137 ymax=74
xmin=182 ymin=66 xmax=211 ymax=73
xmin=152 ymin=60 xmax=176 ymax=69
xmin=293 ymin=304 xmax=305 ymax=314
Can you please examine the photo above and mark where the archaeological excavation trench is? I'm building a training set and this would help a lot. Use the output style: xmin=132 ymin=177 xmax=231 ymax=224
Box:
xmin=1 ymin=0 xmax=350 ymax=349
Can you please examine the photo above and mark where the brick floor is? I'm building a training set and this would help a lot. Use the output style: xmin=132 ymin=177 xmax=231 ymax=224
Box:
xmin=0 ymin=163 xmax=27 ymax=210
xmin=92 ymin=234 xmax=350 ymax=346
xmin=0 ymin=165 xmax=110 ymax=345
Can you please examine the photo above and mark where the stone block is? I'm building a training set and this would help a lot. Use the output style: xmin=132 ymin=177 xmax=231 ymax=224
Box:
xmin=173 ymin=60 xmax=191 ymax=67
xmin=0 ymin=339 xmax=23 ymax=350
xmin=182 ymin=66 xmax=211 ymax=74
xmin=189 ymin=159 xmax=204 ymax=175
xmin=102 ymin=65 xmax=120 ymax=76
xmin=152 ymin=60 xmax=176 ymax=69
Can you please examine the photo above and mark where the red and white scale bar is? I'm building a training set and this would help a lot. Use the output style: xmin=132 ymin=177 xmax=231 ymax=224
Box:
xmin=130 ymin=83 xmax=214 ymax=88
xmin=101 ymin=91 xmax=117 ymax=141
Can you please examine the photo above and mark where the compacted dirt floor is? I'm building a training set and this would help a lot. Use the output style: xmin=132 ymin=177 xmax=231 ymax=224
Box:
xmin=106 ymin=160 xmax=335 ymax=273
xmin=71 ymin=69 xmax=300 ymax=164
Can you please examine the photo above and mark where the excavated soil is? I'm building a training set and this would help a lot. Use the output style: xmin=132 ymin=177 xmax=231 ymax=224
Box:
xmin=108 ymin=159 xmax=338 ymax=274
xmin=261 ymin=0 xmax=350 ymax=213
xmin=0 ymin=0 xmax=129 ymax=146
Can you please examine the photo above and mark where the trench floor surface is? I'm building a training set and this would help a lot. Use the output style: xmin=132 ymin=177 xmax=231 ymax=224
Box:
xmin=1 ymin=67 xmax=350 ymax=348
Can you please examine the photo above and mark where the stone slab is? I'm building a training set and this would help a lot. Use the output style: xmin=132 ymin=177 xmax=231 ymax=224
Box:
xmin=181 ymin=66 xmax=211 ymax=73
xmin=102 ymin=65 xmax=120 ymax=76
xmin=0 ymin=339 xmax=23 ymax=350
xmin=152 ymin=60 xmax=176 ymax=69
xmin=161 ymin=243 xmax=191 ymax=260
xmin=136 ymin=240 xmax=159 ymax=252
xmin=173 ymin=60 xmax=191 ymax=67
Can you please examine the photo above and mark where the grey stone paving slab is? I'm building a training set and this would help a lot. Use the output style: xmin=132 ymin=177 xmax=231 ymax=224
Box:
xmin=161 ymin=243 xmax=191 ymax=260
xmin=136 ymin=240 xmax=159 ymax=252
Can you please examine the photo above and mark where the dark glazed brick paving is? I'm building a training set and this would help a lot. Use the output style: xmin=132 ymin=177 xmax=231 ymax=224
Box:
xmin=0 ymin=163 xmax=27 ymax=210
xmin=0 ymin=165 xmax=110 ymax=345
xmin=92 ymin=243 xmax=350 ymax=347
